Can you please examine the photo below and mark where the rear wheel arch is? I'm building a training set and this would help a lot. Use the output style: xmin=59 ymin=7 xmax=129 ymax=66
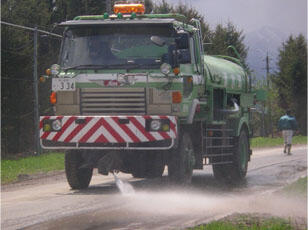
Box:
xmin=237 ymin=118 xmax=250 ymax=137
xmin=212 ymin=124 xmax=250 ymax=184
xmin=239 ymin=123 xmax=249 ymax=138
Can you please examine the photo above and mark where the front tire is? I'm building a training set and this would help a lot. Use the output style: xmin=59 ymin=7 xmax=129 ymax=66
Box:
xmin=65 ymin=150 xmax=93 ymax=189
xmin=168 ymin=131 xmax=195 ymax=184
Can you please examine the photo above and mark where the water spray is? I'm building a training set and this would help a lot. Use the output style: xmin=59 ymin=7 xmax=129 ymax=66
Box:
xmin=112 ymin=170 xmax=135 ymax=195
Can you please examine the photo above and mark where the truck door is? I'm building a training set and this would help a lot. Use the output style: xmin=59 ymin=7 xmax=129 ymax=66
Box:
xmin=213 ymin=88 xmax=225 ymax=121
xmin=192 ymin=34 xmax=203 ymax=75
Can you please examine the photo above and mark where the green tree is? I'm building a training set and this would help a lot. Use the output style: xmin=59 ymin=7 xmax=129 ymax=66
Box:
xmin=50 ymin=0 xmax=107 ymax=22
xmin=144 ymin=0 xmax=154 ymax=13
xmin=152 ymin=0 xmax=172 ymax=14
xmin=207 ymin=22 xmax=248 ymax=67
xmin=152 ymin=1 xmax=248 ymax=65
xmin=1 ymin=0 xmax=60 ymax=155
xmin=153 ymin=0 xmax=211 ymax=44
xmin=272 ymin=34 xmax=307 ymax=135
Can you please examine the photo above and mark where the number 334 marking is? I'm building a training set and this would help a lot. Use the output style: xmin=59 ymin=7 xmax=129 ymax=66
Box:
xmin=52 ymin=78 xmax=76 ymax=91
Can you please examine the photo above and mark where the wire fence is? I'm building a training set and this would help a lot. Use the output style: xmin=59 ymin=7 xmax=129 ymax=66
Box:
xmin=1 ymin=21 xmax=62 ymax=158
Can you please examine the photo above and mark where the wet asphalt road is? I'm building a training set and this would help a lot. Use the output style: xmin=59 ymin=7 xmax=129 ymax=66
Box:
xmin=2 ymin=145 xmax=307 ymax=230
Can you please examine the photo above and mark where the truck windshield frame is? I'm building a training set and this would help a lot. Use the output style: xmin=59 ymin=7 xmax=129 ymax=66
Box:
xmin=60 ymin=24 xmax=176 ymax=70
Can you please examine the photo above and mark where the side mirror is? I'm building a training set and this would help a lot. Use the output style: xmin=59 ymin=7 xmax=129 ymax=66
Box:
xmin=175 ymin=33 xmax=191 ymax=64
xmin=175 ymin=33 xmax=189 ymax=49
xmin=177 ymin=49 xmax=191 ymax=64
xmin=150 ymin=36 xmax=166 ymax=47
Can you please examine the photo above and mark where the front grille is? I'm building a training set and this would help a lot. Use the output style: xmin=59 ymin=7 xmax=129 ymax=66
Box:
xmin=80 ymin=88 xmax=146 ymax=115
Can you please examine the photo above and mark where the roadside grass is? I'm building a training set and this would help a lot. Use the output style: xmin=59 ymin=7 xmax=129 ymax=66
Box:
xmin=1 ymin=152 xmax=64 ymax=184
xmin=251 ymin=135 xmax=307 ymax=148
xmin=190 ymin=177 xmax=307 ymax=230
xmin=189 ymin=214 xmax=293 ymax=230
xmin=1 ymin=136 xmax=306 ymax=184
xmin=281 ymin=176 xmax=307 ymax=197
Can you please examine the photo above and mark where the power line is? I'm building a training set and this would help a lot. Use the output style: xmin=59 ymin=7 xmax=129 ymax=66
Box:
xmin=1 ymin=21 xmax=62 ymax=38
xmin=2 ymin=77 xmax=34 ymax=82
xmin=4 ymin=40 xmax=34 ymax=51
xmin=2 ymin=49 xmax=33 ymax=57
xmin=2 ymin=111 xmax=34 ymax=120
xmin=1 ymin=21 xmax=60 ymax=155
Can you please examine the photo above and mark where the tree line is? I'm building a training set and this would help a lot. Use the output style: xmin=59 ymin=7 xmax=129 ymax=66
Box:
xmin=1 ymin=0 xmax=306 ymax=156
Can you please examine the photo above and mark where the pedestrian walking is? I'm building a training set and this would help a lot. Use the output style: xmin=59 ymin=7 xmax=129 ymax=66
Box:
xmin=278 ymin=110 xmax=298 ymax=155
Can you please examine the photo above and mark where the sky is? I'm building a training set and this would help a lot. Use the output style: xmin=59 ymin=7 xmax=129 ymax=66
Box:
xmin=155 ymin=0 xmax=307 ymax=36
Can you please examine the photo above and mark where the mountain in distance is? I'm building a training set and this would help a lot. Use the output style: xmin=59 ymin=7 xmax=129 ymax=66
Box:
xmin=244 ymin=26 xmax=288 ymax=80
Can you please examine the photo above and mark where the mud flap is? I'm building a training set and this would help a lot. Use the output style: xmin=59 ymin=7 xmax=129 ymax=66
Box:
xmin=97 ymin=152 xmax=123 ymax=175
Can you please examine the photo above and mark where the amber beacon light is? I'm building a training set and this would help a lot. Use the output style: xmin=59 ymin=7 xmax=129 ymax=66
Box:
xmin=50 ymin=92 xmax=57 ymax=104
xmin=172 ymin=91 xmax=182 ymax=104
xmin=114 ymin=1 xmax=145 ymax=14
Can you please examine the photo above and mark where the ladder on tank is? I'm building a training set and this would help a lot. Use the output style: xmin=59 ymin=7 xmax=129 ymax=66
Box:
xmin=202 ymin=125 xmax=235 ymax=165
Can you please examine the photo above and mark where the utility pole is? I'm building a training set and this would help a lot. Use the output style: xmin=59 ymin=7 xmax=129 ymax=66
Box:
xmin=106 ymin=0 xmax=111 ymax=14
xmin=1 ymin=21 xmax=62 ymax=156
xmin=266 ymin=52 xmax=273 ymax=137
xmin=105 ymin=0 xmax=111 ymax=14
xmin=261 ymin=100 xmax=265 ymax=137
xmin=33 ymin=27 xmax=41 ymax=154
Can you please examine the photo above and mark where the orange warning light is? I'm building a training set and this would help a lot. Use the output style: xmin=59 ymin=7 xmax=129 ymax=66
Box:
xmin=50 ymin=91 xmax=57 ymax=104
xmin=172 ymin=91 xmax=182 ymax=104
xmin=114 ymin=2 xmax=145 ymax=14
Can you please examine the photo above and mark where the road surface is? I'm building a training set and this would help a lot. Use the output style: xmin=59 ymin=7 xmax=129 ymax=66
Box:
xmin=2 ymin=145 xmax=307 ymax=230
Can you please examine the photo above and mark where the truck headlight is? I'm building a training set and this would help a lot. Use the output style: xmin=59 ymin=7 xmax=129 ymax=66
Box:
xmin=146 ymin=119 xmax=170 ymax=132
xmin=160 ymin=63 xmax=171 ymax=75
xmin=52 ymin=119 xmax=62 ymax=131
xmin=50 ymin=64 xmax=60 ymax=76
xmin=150 ymin=120 xmax=161 ymax=131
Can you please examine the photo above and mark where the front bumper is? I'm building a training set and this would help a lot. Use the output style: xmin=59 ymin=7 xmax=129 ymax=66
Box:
xmin=40 ymin=115 xmax=177 ymax=150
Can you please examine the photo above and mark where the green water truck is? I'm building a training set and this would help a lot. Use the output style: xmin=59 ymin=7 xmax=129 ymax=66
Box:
xmin=40 ymin=2 xmax=256 ymax=189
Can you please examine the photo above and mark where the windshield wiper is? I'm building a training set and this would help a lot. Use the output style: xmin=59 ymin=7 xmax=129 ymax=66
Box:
xmin=63 ymin=64 xmax=108 ymax=71
xmin=63 ymin=63 xmax=160 ymax=71
xmin=114 ymin=63 xmax=160 ymax=69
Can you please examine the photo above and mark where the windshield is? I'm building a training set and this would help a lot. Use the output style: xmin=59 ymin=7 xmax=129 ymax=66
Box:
xmin=60 ymin=24 xmax=175 ymax=70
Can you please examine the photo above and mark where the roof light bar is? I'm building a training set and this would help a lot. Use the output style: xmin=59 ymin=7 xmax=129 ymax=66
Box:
xmin=114 ymin=1 xmax=145 ymax=14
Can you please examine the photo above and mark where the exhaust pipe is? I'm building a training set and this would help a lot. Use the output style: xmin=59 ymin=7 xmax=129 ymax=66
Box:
xmin=221 ymin=98 xmax=240 ymax=114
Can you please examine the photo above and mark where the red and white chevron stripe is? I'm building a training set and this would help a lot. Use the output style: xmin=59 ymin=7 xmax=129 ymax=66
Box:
xmin=40 ymin=115 xmax=177 ymax=144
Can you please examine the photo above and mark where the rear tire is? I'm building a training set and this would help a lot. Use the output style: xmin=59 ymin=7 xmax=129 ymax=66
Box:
xmin=65 ymin=150 xmax=93 ymax=189
xmin=230 ymin=129 xmax=249 ymax=180
xmin=212 ymin=129 xmax=249 ymax=184
xmin=168 ymin=131 xmax=195 ymax=184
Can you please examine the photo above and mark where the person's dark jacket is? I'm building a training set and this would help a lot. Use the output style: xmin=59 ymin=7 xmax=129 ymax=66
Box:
xmin=278 ymin=115 xmax=298 ymax=131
